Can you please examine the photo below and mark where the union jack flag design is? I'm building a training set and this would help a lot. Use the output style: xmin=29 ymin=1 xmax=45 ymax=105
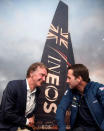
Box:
xmin=47 ymin=24 xmax=68 ymax=49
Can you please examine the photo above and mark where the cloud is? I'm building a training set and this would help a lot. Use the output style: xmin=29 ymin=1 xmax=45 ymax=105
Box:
xmin=70 ymin=6 xmax=104 ymax=84
xmin=91 ymin=64 xmax=104 ymax=84
xmin=0 ymin=37 xmax=45 ymax=97
xmin=0 ymin=0 xmax=56 ymax=101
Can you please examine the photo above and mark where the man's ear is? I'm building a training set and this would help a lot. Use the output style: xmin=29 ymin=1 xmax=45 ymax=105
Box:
xmin=30 ymin=71 xmax=34 ymax=77
xmin=77 ymin=76 xmax=82 ymax=82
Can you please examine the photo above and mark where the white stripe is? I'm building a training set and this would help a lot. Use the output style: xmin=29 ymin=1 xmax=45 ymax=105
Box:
xmin=72 ymin=105 xmax=77 ymax=108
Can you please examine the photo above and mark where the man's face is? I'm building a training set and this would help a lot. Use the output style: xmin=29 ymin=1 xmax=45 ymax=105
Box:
xmin=66 ymin=69 xmax=80 ymax=89
xmin=30 ymin=67 xmax=48 ymax=87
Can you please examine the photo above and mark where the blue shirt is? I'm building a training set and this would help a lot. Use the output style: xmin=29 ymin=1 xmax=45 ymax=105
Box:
xmin=75 ymin=95 xmax=99 ymax=130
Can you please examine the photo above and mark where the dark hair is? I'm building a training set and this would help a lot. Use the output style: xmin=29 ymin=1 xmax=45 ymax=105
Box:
xmin=68 ymin=64 xmax=90 ymax=82
xmin=26 ymin=62 xmax=48 ymax=78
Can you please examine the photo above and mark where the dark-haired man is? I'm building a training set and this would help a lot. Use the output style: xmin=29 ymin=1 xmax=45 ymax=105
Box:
xmin=0 ymin=62 xmax=48 ymax=131
xmin=56 ymin=64 xmax=104 ymax=131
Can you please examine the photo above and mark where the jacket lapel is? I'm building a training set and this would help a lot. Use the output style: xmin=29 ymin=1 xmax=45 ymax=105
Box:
xmin=21 ymin=80 xmax=27 ymax=112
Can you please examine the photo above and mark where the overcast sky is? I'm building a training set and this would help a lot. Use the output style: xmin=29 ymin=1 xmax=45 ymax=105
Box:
xmin=0 ymin=0 xmax=104 ymax=100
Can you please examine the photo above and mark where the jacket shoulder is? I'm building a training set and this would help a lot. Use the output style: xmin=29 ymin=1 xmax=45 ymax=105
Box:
xmin=90 ymin=81 xmax=104 ymax=90
xmin=7 ymin=80 xmax=25 ymax=88
xmin=4 ymin=80 xmax=26 ymax=94
xmin=8 ymin=80 xmax=25 ymax=85
xmin=88 ymin=81 xmax=104 ymax=96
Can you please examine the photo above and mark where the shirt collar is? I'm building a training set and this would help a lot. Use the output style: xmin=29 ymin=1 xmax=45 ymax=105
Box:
xmin=26 ymin=79 xmax=36 ymax=94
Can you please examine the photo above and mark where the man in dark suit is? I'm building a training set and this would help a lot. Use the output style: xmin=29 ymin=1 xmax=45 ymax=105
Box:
xmin=0 ymin=62 xmax=48 ymax=131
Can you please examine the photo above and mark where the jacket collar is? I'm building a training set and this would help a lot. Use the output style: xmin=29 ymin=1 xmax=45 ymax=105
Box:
xmin=84 ymin=81 xmax=94 ymax=94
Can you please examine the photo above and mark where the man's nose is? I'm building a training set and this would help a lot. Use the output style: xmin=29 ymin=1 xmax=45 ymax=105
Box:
xmin=66 ymin=78 xmax=68 ymax=83
xmin=42 ymin=76 xmax=46 ymax=81
xmin=66 ymin=78 xmax=69 ymax=83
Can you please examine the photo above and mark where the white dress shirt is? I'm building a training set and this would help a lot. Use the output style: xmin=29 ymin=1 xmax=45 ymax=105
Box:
xmin=25 ymin=79 xmax=36 ymax=117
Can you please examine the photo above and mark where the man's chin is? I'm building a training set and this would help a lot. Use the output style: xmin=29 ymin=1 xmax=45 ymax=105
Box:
xmin=37 ymin=82 xmax=44 ymax=87
xmin=69 ymin=85 xmax=74 ymax=89
xmin=37 ymin=84 xmax=41 ymax=87
xmin=69 ymin=86 xmax=76 ymax=90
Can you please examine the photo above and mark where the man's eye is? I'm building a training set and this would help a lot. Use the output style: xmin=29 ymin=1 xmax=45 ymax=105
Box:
xmin=41 ymin=74 xmax=44 ymax=77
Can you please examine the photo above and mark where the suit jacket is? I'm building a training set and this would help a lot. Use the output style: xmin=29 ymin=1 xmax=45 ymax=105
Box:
xmin=0 ymin=80 xmax=40 ymax=131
